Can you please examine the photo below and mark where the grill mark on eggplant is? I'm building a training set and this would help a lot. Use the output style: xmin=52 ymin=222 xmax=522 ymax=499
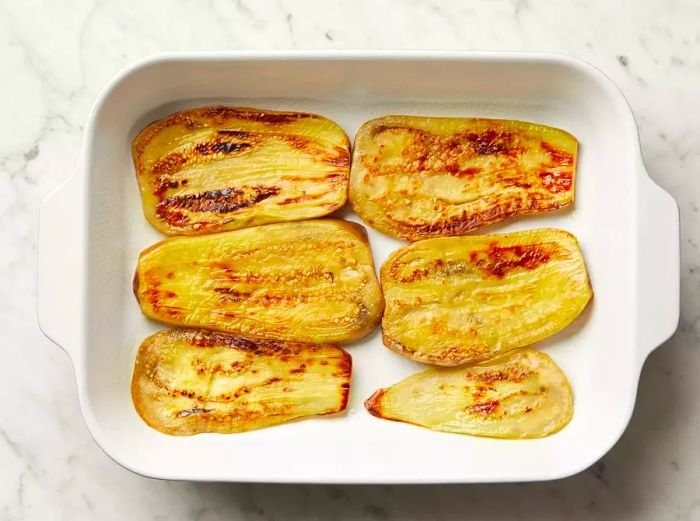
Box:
xmin=538 ymin=170 xmax=573 ymax=193
xmin=193 ymin=141 xmax=253 ymax=155
xmin=216 ymin=129 xmax=255 ymax=138
xmin=466 ymin=399 xmax=500 ymax=417
xmin=213 ymin=286 xmax=366 ymax=307
xmin=366 ymin=126 xmax=524 ymax=178
xmin=150 ymin=134 xmax=347 ymax=183
xmin=464 ymin=130 xmax=517 ymax=155
xmin=281 ymin=134 xmax=350 ymax=167
xmin=201 ymin=107 xmax=318 ymax=124
xmin=153 ymin=177 xmax=182 ymax=197
xmin=151 ymin=137 xmax=257 ymax=177
xmin=386 ymin=196 xmax=564 ymax=237
xmin=541 ymin=141 xmax=574 ymax=166
xmin=179 ymin=329 xmax=293 ymax=354
xmin=155 ymin=185 xmax=281 ymax=224
xmin=277 ymin=193 xmax=325 ymax=205
xmin=466 ymin=366 xmax=535 ymax=384
xmin=208 ymin=265 xmax=360 ymax=291
xmin=469 ymin=243 xmax=555 ymax=278
xmin=389 ymin=242 xmax=557 ymax=282
xmin=151 ymin=154 xmax=188 ymax=176
xmin=177 ymin=408 xmax=212 ymax=418
xmin=204 ymin=242 xmax=358 ymax=271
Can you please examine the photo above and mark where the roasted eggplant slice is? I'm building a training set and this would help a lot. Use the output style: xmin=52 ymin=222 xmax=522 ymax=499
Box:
xmin=132 ymin=328 xmax=351 ymax=435
xmin=132 ymin=106 xmax=350 ymax=235
xmin=134 ymin=219 xmax=384 ymax=344
xmin=365 ymin=348 xmax=572 ymax=439
xmin=381 ymin=228 xmax=592 ymax=365
xmin=350 ymin=115 xmax=577 ymax=240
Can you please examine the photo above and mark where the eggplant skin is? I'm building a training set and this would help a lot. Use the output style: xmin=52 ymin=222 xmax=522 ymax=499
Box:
xmin=380 ymin=228 xmax=592 ymax=366
xmin=349 ymin=115 xmax=577 ymax=240
xmin=365 ymin=348 xmax=572 ymax=439
xmin=134 ymin=219 xmax=384 ymax=344
xmin=132 ymin=328 xmax=352 ymax=436
xmin=132 ymin=106 xmax=350 ymax=235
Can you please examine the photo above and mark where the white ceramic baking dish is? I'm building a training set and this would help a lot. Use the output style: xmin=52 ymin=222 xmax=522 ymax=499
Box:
xmin=38 ymin=51 xmax=679 ymax=483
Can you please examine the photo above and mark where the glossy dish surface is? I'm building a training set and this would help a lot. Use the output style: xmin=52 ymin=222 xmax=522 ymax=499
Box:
xmin=381 ymin=228 xmax=592 ymax=366
xmin=132 ymin=328 xmax=351 ymax=435
xmin=366 ymin=348 xmax=573 ymax=439
xmin=134 ymin=219 xmax=384 ymax=344
xmin=133 ymin=106 xmax=350 ymax=235
xmin=350 ymin=116 xmax=577 ymax=240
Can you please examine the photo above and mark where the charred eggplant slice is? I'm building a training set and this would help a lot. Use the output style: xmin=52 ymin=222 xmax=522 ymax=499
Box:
xmin=381 ymin=228 xmax=592 ymax=365
xmin=365 ymin=348 xmax=572 ymax=439
xmin=133 ymin=106 xmax=350 ymax=235
xmin=134 ymin=219 xmax=384 ymax=344
xmin=350 ymin=115 xmax=577 ymax=240
xmin=132 ymin=328 xmax=352 ymax=435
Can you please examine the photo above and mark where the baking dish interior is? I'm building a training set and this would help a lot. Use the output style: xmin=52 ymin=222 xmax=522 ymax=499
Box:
xmin=79 ymin=54 xmax=641 ymax=482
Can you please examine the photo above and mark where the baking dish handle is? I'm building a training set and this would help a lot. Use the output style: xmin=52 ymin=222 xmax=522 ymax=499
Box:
xmin=38 ymin=170 xmax=85 ymax=361
xmin=636 ymin=171 xmax=680 ymax=361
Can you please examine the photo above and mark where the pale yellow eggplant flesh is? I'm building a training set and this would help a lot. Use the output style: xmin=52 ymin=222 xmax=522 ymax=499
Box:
xmin=132 ymin=106 xmax=350 ymax=235
xmin=380 ymin=228 xmax=592 ymax=366
xmin=134 ymin=219 xmax=384 ymax=344
xmin=132 ymin=328 xmax=352 ymax=435
xmin=365 ymin=348 xmax=572 ymax=439
xmin=350 ymin=115 xmax=578 ymax=241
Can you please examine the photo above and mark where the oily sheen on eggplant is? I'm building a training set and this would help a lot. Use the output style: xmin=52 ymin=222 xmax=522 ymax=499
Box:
xmin=132 ymin=106 xmax=350 ymax=235
xmin=134 ymin=219 xmax=384 ymax=344
xmin=350 ymin=115 xmax=578 ymax=240
xmin=380 ymin=228 xmax=592 ymax=366
xmin=132 ymin=328 xmax=352 ymax=435
xmin=365 ymin=348 xmax=573 ymax=439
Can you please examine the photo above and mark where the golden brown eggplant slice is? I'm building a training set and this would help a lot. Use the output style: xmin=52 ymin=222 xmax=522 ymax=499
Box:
xmin=350 ymin=115 xmax=577 ymax=240
xmin=134 ymin=219 xmax=384 ymax=344
xmin=381 ymin=228 xmax=592 ymax=366
xmin=365 ymin=348 xmax=572 ymax=439
xmin=132 ymin=106 xmax=350 ymax=235
xmin=132 ymin=328 xmax=351 ymax=435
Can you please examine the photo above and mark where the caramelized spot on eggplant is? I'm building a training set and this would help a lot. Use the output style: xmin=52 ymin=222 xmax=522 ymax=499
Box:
xmin=541 ymin=141 xmax=574 ymax=166
xmin=465 ymin=130 xmax=517 ymax=155
xmin=278 ymin=194 xmax=324 ymax=205
xmin=466 ymin=366 xmax=534 ymax=384
xmin=132 ymin=271 xmax=140 ymax=300
xmin=155 ymin=185 xmax=281 ymax=224
xmin=364 ymin=389 xmax=386 ymax=418
xmin=177 ymin=408 xmax=212 ymax=418
xmin=538 ymin=171 xmax=573 ymax=193
xmin=452 ymin=166 xmax=483 ymax=177
xmin=193 ymin=140 xmax=253 ymax=156
xmin=467 ymin=399 xmax=500 ymax=417
xmin=217 ymin=129 xmax=255 ymax=139
xmin=469 ymin=242 xmax=555 ymax=278
xmin=152 ymin=153 xmax=188 ymax=176
xmin=201 ymin=107 xmax=317 ymax=124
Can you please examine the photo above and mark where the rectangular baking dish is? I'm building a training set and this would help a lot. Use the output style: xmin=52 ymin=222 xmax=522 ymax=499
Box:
xmin=37 ymin=51 xmax=679 ymax=483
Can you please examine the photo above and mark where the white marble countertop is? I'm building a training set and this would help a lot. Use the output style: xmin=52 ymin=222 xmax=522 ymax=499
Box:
xmin=1 ymin=0 xmax=698 ymax=519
